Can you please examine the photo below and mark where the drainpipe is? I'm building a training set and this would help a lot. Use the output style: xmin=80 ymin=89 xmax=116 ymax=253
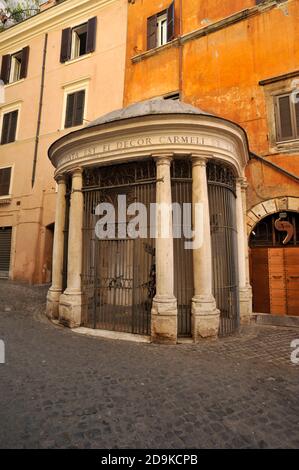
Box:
xmin=178 ymin=0 xmax=183 ymax=98
xmin=32 ymin=33 xmax=48 ymax=188
xmin=250 ymin=151 xmax=299 ymax=184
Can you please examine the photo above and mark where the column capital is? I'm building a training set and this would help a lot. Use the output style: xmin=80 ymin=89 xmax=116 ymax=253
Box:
xmin=191 ymin=154 xmax=208 ymax=167
xmin=236 ymin=176 xmax=248 ymax=189
xmin=69 ymin=167 xmax=83 ymax=177
xmin=55 ymin=174 xmax=66 ymax=184
xmin=152 ymin=154 xmax=173 ymax=166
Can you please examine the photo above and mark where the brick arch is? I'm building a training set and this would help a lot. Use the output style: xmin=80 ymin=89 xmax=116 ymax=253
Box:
xmin=247 ymin=196 xmax=299 ymax=235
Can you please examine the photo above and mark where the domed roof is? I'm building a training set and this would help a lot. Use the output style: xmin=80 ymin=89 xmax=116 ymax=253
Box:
xmin=86 ymin=98 xmax=213 ymax=128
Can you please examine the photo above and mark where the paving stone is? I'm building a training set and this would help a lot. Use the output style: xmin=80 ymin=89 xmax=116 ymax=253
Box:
xmin=0 ymin=280 xmax=299 ymax=449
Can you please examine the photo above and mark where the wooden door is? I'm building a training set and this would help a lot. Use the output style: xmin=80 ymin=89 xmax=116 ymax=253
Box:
xmin=268 ymin=248 xmax=287 ymax=315
xmin=285 ymin=247 xmax=299 ymax=316
xmin=250 ymin=248 xmax=270 ymax=313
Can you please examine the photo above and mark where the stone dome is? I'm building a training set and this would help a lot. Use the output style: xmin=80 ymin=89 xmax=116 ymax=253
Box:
xmin=86 ymin=98 xmax=213 ymax=128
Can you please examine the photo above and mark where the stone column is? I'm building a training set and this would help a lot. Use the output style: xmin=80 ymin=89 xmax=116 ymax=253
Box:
xmin=191 ymin=155 xmax=220 ymax=341
xmin=151 ymin=154 xmax=177 ymax=344
xmin=59 ymin=168 xmax=84 ymax=328
xmin=237 ymin=177 xmax=252 ymax=324
xmin=46 ymin=175 xmax=66 ymax=319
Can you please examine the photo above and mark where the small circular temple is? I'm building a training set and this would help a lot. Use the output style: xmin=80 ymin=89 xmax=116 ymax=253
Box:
xmin=46 ymin=98 xmax=252 ymax=343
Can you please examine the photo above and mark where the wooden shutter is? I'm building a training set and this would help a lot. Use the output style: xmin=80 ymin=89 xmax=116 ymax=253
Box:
xmin=147 ymin=14 xmax=157 ymax=50
xmin=60 ymin=28 xmax=72 ymax=63
xmin=0 ymin=55 xmax=11 ymax=84
xmin=20 ymin=46 xmax=29 ymax=79
xmin=0 ymin=167 xmax=11 ymax=196
xmin=74 ymin=90 xmax=85 ymax=126
xmin=167 ymin=1 xmax=175 ymax=42
xmin=65 ymin=93 xmax=75 ymax=128
xmin=86 ymin=17 xmax=97 ymax=53
xmin=0 ymin=227 xmax=12 ymax=278
xmin=8 ymin=110 xmax=18 ymax=143
xmin=1 ymin=113 xmax=10 ymax=144
xmin=277 ymin=95 xmax=293 ymax=141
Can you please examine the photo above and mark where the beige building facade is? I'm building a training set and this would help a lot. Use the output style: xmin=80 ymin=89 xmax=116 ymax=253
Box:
xmin=0 ymin=0 xmax=128 ymax=283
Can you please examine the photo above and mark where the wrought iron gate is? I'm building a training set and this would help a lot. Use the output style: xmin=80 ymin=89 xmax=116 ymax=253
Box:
xmin=82 ymin=161 xmax=156 ymax=335
xmin=207 ymin=162 xmax=239 ymax=336
xmin=171 ymin=160 xmax=193 ymax=337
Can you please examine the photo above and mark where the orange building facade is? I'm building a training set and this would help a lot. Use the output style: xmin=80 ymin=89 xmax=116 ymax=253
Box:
xmin=124 ymin=0 xmax=299 ymax=319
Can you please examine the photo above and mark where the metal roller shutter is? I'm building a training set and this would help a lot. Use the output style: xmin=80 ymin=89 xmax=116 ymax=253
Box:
xmin=0 ymin=227 xmax=12 ymax=278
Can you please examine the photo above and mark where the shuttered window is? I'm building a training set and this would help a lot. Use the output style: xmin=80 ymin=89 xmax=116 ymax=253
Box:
xmin=0 ymin=167 xmax=12 ymax=197
xmin=147 ymin=1 xmax=175 ymax=50
xmin=0 ymin=227 xmax=12 ymax=278
xmin=60 ymin=17 xmax=97 ymax=63
xmin=1 ymin=110 xmax=18 ymax=145
xmin=0 ymin=47 xmax=29 ymax=84
xmin=276 ymin=92 xmax=299 ymax=142
xmin=64 ymin=90 xmax=85 ymax=128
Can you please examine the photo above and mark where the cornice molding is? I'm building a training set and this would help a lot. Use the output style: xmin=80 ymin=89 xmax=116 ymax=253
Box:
xmin=48 ymin=114 xmax=249 ymax=177
xmin=0 ymin=0 xmax=117 ymax=53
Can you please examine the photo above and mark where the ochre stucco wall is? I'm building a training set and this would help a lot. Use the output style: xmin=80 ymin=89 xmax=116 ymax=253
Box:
xmin=124 ymin=0 xmax=299 ymax=213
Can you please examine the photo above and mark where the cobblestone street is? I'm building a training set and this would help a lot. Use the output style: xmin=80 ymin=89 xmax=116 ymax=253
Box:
xmin=0 ymin=280 xmax=299 ymax=449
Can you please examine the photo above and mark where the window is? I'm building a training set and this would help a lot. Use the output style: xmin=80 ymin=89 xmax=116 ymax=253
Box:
xmin=64 ymin=90 xmax=85 ymax=128
xmin=60 ymin=17 xmax=97 ymax=63
xmin=0 ymin=167 xmax=12 ymax=197
xmin=1 ymin=110 xmax=18 ymax=145
xmin=0 ymin=47 xmax=29 ymax=84
xmin=147 ymin=1 xmax=175 ymax=50
xmin=71 ymin=23 xmax=88 ymax=59
xmin=275 ymin=92 xmax=299 ymax=142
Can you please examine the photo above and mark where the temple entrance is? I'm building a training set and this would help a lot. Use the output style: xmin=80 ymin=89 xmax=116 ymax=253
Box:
xmin=82 ymin=161 xmax=156 ymax=335
xmin=208 ymin=162 xmax=240 ymax=336
xmin=250 ymin=211 xmax=299 ymax=316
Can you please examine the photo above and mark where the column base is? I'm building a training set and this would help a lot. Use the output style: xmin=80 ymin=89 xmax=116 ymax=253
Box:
xmin=46 ymin=287 xmax=62 ymax=320
xmin=58 ymin=290 xmax=83 ymax=328
xmin=192 ymin=295 xmax=220 ymax=341
xmin=239 ymin=285 xmax=253 ymax=325
xmin=151 ymin=295 xmax=178 ymax=344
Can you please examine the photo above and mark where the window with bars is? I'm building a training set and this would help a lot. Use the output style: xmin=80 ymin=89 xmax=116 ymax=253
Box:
xmin=1 ymin=110 xmax=18 ymax=145
xmin=147 ymin=1 xmax=175 ymax=50
xmin=60 ymin=17 xmax=97 ymax=63
xmin=64 ymin=90 xmax=85 ymax=128
xmin=0 ymin=47 xmax=29 ymax=85
xmin=0 ymin=167 xmax=12 ymax=197
xmin=275 ymin=92 xmax=299 ymax=142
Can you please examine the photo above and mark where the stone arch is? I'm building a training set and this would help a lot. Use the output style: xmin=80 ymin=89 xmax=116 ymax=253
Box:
xmin=247 ymin=196 xmax=299 ymax=236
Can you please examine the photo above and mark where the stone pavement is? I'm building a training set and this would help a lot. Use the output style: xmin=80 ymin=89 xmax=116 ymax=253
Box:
xmin=0 ymin=280 xmax=299 ymax=449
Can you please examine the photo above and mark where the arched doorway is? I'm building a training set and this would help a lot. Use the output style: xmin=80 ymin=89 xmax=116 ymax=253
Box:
xmin=250 ymin=211 xmax=299 ymax=316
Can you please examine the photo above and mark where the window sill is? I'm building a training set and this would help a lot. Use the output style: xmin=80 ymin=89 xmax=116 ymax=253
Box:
xmin=132 ymin=38 xmax=180 ymax=63
xmin=4 ymin=79 xmax=25 ymax=89
xmin=61 ymin=123 xmax=85 ymax=132
xmin=0 ymin=196 xmax=12 ymax=205
xmin=64 ymin=53 xmax=92 ymax=66
xmin=0 ymin=140 xmax=17 ymax=146
xmin=269 ymin=139 xmax=299 ymax=155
